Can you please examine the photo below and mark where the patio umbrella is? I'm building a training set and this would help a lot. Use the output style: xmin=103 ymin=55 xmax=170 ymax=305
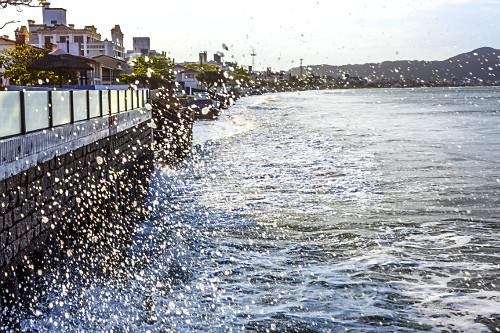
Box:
xmin=28 ymin=49 xmax=94 ymax=88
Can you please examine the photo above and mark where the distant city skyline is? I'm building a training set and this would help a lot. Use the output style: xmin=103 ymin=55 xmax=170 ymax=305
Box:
xmin=1 ymin=0 xmax=499 ymax=71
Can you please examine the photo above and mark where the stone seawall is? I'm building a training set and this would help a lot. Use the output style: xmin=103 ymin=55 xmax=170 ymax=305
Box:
xmin=151 ymin=98 xmax=195 ymax=165
xmin=0 ymin=109 xmax=154 ymax=329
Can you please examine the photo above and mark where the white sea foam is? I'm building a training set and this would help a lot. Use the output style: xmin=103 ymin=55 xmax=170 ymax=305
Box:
xmin=21 ymin=88 xmax=500 ymax=332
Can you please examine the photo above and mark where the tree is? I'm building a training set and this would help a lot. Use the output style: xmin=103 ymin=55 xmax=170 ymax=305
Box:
xmin=229 ymin=66 xmax=252 ymax=87
xmin=0 ymin=43 xmax=59 ymax=86
xmin=0 ymin=53 xmax=6 ymax=69
xmin=196 ymin=69 xmax=227 ymax=91
xmin=1 ymin=0 xmax=46 ymax=29
xmin=0 ymin=0 xmax=45 ymax=8
xmin=120 ymin=56 xmax=175 ymax=89
xmin=182 ymin=62 xmax=219 ymax=71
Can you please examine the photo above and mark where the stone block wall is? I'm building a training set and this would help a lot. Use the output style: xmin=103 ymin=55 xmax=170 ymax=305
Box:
xmin=152 ymin=99 xmax=195 ymax=165
xmin=0 ymin=119 xmax=154 ymax=329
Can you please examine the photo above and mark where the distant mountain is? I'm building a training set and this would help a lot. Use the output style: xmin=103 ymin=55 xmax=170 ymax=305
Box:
xmin=290 ymin=47 xmax=500 ymax=82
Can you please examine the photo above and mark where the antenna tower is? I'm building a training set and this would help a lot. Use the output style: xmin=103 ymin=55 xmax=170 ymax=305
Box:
xmin=251 ymin=47 xmax=257 ymax=70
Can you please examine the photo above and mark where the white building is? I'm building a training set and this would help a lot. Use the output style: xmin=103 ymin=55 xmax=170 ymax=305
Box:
xmin=126 ymin=37 xmax=165 ymax=62
xmin=133 ymin=37 xmax=150 ymax=52
xmin=172 ymin=65 xmax=201 ymax=94
xmin=92 ymin=55 xmax=131 ymax=85
xmin=21 ymin=3 xmax=125 ymax=60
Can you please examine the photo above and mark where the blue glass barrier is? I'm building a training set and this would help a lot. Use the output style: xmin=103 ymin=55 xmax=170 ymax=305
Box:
xmin=138 ymin=90 xmax=143 ymax=107
xmin=134 ymin=90 xmax=139 ymax=109
xmin=110 ymin=90 xmax=119 ymax=114
xmin=73 ymin=90 xmax=87 ymax=122
xmin=0 ymin=91 xmax=22 ymax=137
xmin=126 ymin=90 xmax=132 ymax=111
xmin=119 ymin=90 xmax=126 ymax=112
xmin=142 ymin=89 xmax=148 ymax=106
xmin=101 ymin=90 xmax=110 ymax=115
xmin=0 ymin=88 xmax=149 ymax=139
xmin=24 ymin=91 xmax=49 ymax=132
xmin=52 ymin=91 xmax=71 ymax=126
xmin=89 ymin=91 xmax=100 ymax=118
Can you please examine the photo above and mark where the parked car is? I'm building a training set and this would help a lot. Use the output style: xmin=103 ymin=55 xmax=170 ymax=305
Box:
xmin=192 ymin=92 xmax=210 ymax=100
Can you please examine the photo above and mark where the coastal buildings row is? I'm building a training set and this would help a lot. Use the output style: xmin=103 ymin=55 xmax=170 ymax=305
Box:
xmin=1 ymin=4 xmax=240 ymax=91
xmin=16 ymin=4 xmax=125 ymax=60
xmin=1 ymin=2 xmax=302 ymax=92
xmin=0 ymin=3 xmax=160 ymax=87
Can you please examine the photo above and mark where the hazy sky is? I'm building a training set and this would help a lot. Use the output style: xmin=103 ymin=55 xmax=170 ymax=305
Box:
xmin=1 ymin=0 xmax=499 ymax=71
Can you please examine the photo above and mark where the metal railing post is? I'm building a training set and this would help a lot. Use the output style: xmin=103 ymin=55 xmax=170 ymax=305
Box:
xmin=86 ymin=90 xmax=90 ymax=120
xmin=131 ymin=89 xmax=134 ymax=110
xmin=70 ymin=90 xmax=74 ymax=123
xmin=99 ymin=90 xmax=103 ymax=117
xmin=20 ymin=91 xmax=26 ymax=134
xmin=48 ymin=91 xmax=53 ymax=128
xmin=108 ymin=90 xmax=111 ymax=115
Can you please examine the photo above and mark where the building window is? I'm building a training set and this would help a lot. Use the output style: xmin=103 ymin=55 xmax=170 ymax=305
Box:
xmin=74 ymin=36 xmax=83 ymax=43
xmin=59 ymin=36 xmax=66 ymax=43
xmin=44 ymin=36 xmax=52 ymax=44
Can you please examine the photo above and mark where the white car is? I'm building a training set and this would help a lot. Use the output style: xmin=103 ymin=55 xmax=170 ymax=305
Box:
xmin=192 ymin=92 xmax=210 ymax=100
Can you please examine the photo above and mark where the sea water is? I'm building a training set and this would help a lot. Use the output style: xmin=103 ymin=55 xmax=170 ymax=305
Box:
xmin=22 ymin=87 xmax=500 ymax=332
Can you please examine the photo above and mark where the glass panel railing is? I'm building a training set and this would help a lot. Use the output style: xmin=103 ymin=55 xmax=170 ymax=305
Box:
xmin=89 ymin=91 xmax=100 ymax=118
xmin=134 ymin=90 xmax=139 ymax=109
xmin=110 ymin=90 xmax=118 ymax=114
xmin=0 ymin=91 xmax=22 ymax=138
xmin=24 ymin=91 xmax=49 ymax=132
xmin=119 ymin=90 xmax=126 ymax=112
xmin=73 ymin=90 xmax=87 ymax=122
xmin=101 ymin=90 xmax=110 ymax=115
xmin=143 ymin=89 xmax=148 ymax=106
xmin=126 ymin=90 xmax=132 ymax=110
xmin=52 ymin=91 xmax=71 ymax=126
xmin=1 ymin=89 xmax=150 ymax=139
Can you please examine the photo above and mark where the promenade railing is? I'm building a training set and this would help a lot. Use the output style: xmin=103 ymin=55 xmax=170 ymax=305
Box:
xmin=0 ymin=89 xmax=149 ymax=139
